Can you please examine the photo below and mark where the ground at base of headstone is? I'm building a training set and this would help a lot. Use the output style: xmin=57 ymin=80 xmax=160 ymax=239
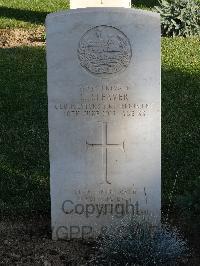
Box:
xmin=0 ymin=215 xmax=200 ymax=266
xmin=0 ymin=215 xmax=95 ymax=265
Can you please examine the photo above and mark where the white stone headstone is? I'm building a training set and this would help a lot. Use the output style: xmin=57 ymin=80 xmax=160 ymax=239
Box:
xmin=46 ymin=8 xmax=161 ymax=240
xmin=70 ymin=0 xmax=131 ymax=9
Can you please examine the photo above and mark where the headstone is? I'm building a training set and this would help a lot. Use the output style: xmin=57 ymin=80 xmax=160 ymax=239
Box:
xmin=70 ymin=0 xmax=131 ymax=9
xmin=46 ymin=7 xmax=161 ymax=240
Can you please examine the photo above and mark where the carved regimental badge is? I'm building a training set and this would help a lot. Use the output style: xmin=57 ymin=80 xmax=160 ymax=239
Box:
xmin=78 ymin=25 xmax=132 ymax=77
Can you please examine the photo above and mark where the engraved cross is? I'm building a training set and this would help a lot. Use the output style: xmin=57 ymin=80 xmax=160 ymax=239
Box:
xmin=86 ymin=122 xmax=125 ymax=185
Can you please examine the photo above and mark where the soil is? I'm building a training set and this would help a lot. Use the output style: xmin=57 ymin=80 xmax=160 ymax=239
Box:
xmin=0 ymin=215 xmax=96 ymax=265
xmin=0 ymin=28 xmax=45 ymax=48
xmin=0 ymin=214 xmax=200 ymax=265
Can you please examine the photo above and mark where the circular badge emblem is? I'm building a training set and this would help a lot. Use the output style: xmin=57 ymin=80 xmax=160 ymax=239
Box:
xmin=78 ymin=25 xmax=132 ymax=77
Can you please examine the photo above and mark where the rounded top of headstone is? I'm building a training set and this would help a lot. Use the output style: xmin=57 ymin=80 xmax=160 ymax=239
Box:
xmin=45 ymin=8 xmax=160 ymax=24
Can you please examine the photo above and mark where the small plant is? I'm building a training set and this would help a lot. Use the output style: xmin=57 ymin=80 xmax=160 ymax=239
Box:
xmin=92 ymin=216 xmax=190 ymax=265
xmin=155 ymin=0 xmax=200 ymax=37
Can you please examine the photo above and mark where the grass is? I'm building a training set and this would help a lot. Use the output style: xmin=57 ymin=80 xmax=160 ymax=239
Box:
xmin=0 ymin=0 xmax=158 ymax=30
xmin=0 ymin=38 xmax=199 ymax=215
xmin=162 ymin=38 xmax=200 ymax=207
xmin=0 ymin=47 xmax=49 ymax=215
xmin=1 ymin=0 xmax=199 ymax=29
xmin=0 ymin=0 xmax=68 ymax=29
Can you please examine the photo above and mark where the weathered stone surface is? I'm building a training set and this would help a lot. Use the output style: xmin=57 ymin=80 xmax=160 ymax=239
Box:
xmin=70 ymin=0 xmax=131 ymax=9
xmin=46 ymin=8 xmax=161 ymax=240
